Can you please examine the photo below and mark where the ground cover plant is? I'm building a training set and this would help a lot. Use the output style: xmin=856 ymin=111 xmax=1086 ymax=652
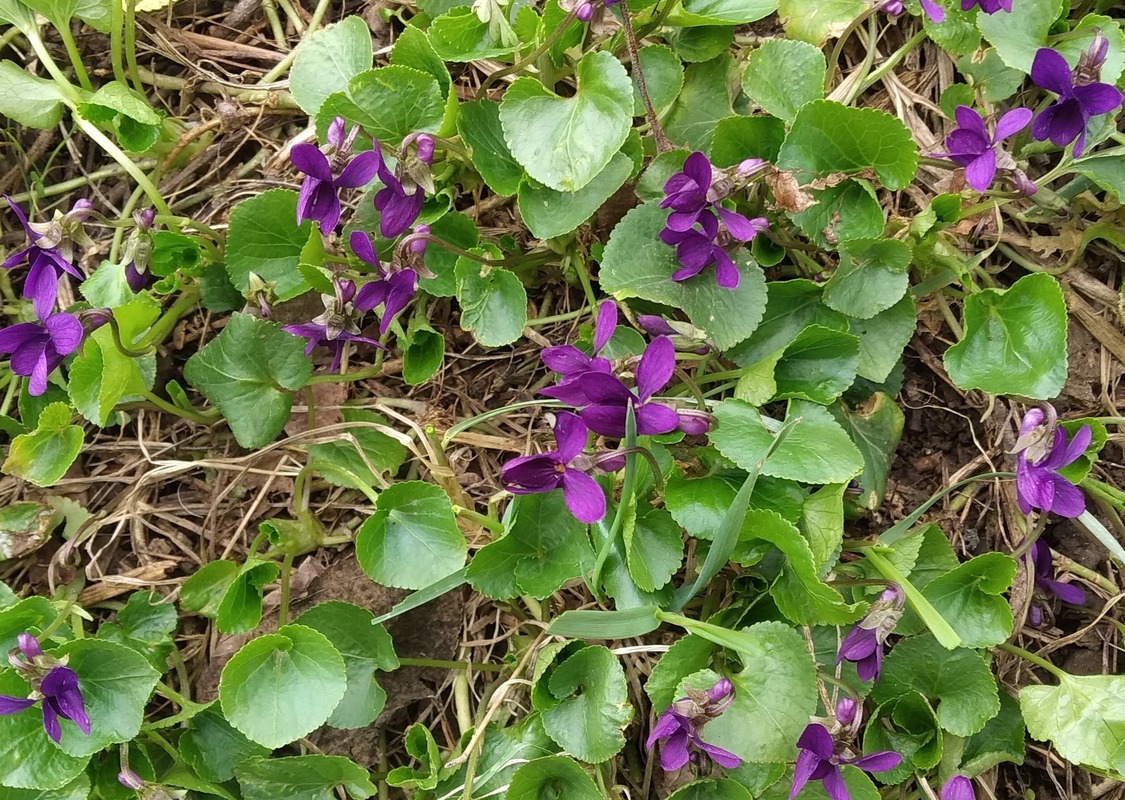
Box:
xmin=1 ymin=0 xmax=1125 ymax=797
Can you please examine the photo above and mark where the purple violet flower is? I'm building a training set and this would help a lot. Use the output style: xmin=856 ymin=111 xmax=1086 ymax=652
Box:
xmin=539 ymin=300 xmax=618 ymax=405
xmin=877 ymin=0 xmax=943 ymax=22
xmin=660 ymin=210 xmax=768 ymax=289
xmin=282 ymin=279 xmax=384 ymax=372
xmin=0 ymin=312 xmax=85 ymax=396
xmin=1030 ymin=47 xmax=1123 ymax=157
xmin=935 ymin=106 xmax=1032 ymax=192
xmin=1027 ymin=540 xmax=1086 ymax=626
xmin=500 ymin=412 xmax=606 ymax=523
xmin=0 ymin=633 xmax=91 ymax=743
xmin=659 ymin=152 xmax=768 ymax=289
xmin=374 ymin=134 xmax=435 ymax=238
xmin=790 ymin=723 xmax=901 ymax=800
xmin=646 ymin=677 xmax=741 ymax=772
xmin=836 ymin=584 xmax=904 ymax=682
xmin=1012 ymin=407 xmax=1090 ymax=518
xmin=292 ymin=118 xmax=380 ymax=233
xmin=3 ymin=197 xmax=88 ymax=320
xmin=941 ymin=775 xmax=975 ymax=800
xmin=349 ymin=231 xmax=417 ymax=335
xmin=577 ymin=336 xmax=681 ymax=437
xmin=961 ymin=0 xmax=1011 ymax=10
xmin=661 ymin=152 xmax=715 ymax=231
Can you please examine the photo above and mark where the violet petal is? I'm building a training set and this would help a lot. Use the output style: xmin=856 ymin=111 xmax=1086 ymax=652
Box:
xmin=560 ymin=468 xmax=606 ymax=523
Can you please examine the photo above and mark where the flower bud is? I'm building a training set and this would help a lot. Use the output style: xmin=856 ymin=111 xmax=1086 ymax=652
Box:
xmin=636 ymin=315 xmax=677 ymax=337
xmin=119 ymin=769 xmax=146 ymax=791
xmin=408 ymin=224 xmax=430 ymax=255
xmin=941 ymin=775 xmax=975 ymax=800
xmin=336 ymin=278 xmax=357 ymax=307
xmin=576 ymin=1 xmax=594 ymax=20
xmin=677 ymin=409 xmax=713 ymax=436
xmin=1075 ymin=30 xmax=1109 ymax=85
xmin=1011 ymin=169 xmax=1037 ymax=196
xmin=134 ymin=208 xmax=156 ymax=231
xmin=325 ymin=116 xmax=348 ymax=151
xmin=415 ymin=134 xmax=436 ymax=166
xmin=835 ymin=696 xmax=858 ymax=727
xmin=17 ymin=633 xmax=42 ymax=660
xmin=735 ymin=158 xmax=768 ymax=180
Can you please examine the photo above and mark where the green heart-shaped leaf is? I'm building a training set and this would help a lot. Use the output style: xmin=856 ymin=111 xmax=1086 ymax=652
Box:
xmin=943 ymin=272 xmax=1067 ymax=399
xmin=499 ymin=50 xmax=633 ymax=192
xmin=219 ymin=624 xmax=347 ymax=748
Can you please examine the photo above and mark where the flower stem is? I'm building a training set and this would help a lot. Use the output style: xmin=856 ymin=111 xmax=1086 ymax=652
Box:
xmin=56 ymin=22 xmax=92 ymax=91
xmin=1050 ymin=547 xmax=1118 ymax=596
xmin=8 ymin=161 xmax=157 ymax=205
xmin=262 ymin=0 xmax=289 ymax=48
xmin=526 ymin=307 xmax=590 ymax=327
xmin=24 ymin=29 xmax=80 ymax=102
xmin=397 ymin=657 xmax=505 ymax=672
xmin=590 ymin=403 xmax=639 ymax=602
xmin=996 ymin=642 xmax=1067 ymax=680
xmin=0 ymin=375 xmax=20 ymax=418
xmin=72 ymin=117 xmax=172 ymax=216
xmin=860 ymin=548 xmax=962 ymax=650
xmin=475 ymin=7 xmax=581 ymax=98
xmin=854 ymin=30 xmax=927 ymax=97
xmin=398 ymin=233 xmax=555 ymax=271
xmin=110 ymin=0 xmax=127 ymax=86
xmin=452 ymin=504 xmax=505 ymax=534
xmin=135 ymin=390 xmax=219 ymax=426
xmin=134 ymin=288 xmax=201 ymax=350
xmin=277 ymin=551 xmax=296 ymax=627
xmin=824 ymin=8 xmax=875 ymax=95
xmin=440 ymin=398 xmax=564 ymax=448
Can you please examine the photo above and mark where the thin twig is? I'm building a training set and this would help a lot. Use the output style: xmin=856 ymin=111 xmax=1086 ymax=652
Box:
xmin=618 ymin=0 xmax=671 ymax=153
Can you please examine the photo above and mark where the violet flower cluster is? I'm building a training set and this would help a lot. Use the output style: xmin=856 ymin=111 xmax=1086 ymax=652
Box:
xmin=935 ymin=106 xmax=1034 ymax=193
xmin=646 ymin=677 xmax=742 ymax=772
xmin=790 ymin=719 xmax=901 ymax=800
xmin=836 ymin=584 xmax=904 ymax=682
xmin=659 ymin=152 xmax=768 ymax=290
xmin=1030 ymin=41 xmax=1123 ymax=157
xmin=292 ymin=118 xmax=380 ymax=233
xmin=500 ymin=411 xmax=610 ymax=523
xmin=281 ymin=228 xmax=423 ymax=371
xmin=1012 ymin=406 xmax=1090 ymax=518
xmin=0 ymin=198 xmax=101 ymax=395
xmin=936 ymin=36 xmax=1122 ymax=191
xmin=538 ymin=301 xmax=702 ymax=438
xmin=0 ymin=633 xmax=90 ymax=743
xmin=293 ymin=117 xmax=435 ymax=238
xmin=500 ymin=301 xmax=709 ymax=522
